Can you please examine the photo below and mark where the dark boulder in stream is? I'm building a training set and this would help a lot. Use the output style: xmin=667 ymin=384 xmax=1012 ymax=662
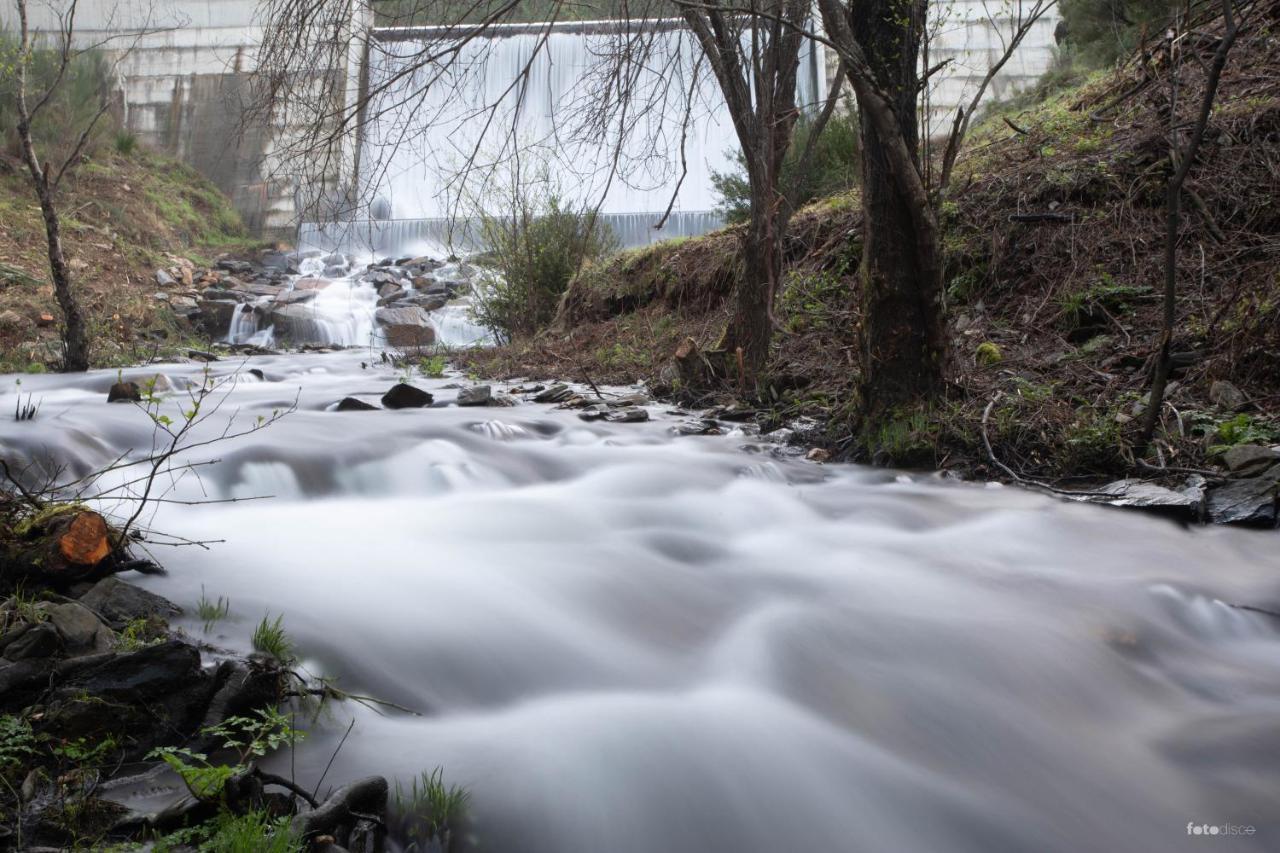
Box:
xmin=107 ymin=380 xmax=141 ymax=403
xmin=336 ymin=396 xmax=379 ymax=411
xmin=381 ymin=383 xmax=434 ymax=409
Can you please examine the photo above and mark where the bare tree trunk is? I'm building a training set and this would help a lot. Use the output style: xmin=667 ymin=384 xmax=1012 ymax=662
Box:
xmin=14 ymin=0 xmax=92 ymax=372
xmin=29 ymin=168 xmax=91 ymax=372
xmin=1139 ymin=0 xmax=1240 ymax=450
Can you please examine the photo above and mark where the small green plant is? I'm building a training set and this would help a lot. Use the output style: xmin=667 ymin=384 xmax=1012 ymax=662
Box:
xmin=113 ymin=130 xmax=137 ymax=155
xmin=0 ymin=714 xmax=37 ymax=772
xmin=419 ymin=354 xmax=447 ymax=378
xmin=780 ymin=270 xmax=847 ymax=334
xmin=117 ymin=616 xmax=163 ymax=652
xmin=150 ymin=708 xmax=303 ymax=801
xmin=51 ymin=733 xmax=119 ymax=767
xmin=196 ymin=586 xmax=231 ymax=633
xmin=251 ymin=614 xmax=294 ymax=662
xmin=154 ymin=807 xmax=301 ymax=853
xmin=391 ymin=767 xmax=470 ymax=848
xmin=1209 ymin=414 xmax=1280 ymax=454
xmin=975 ymin=341 xmax=1002 ymax=366
xmin=2 ymin=585 xmax=49 ymax=631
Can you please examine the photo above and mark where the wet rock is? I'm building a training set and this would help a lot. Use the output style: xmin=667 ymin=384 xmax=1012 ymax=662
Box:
xmin=269 ymin=303 xmax=327 ymax=341
xmin=1210 ymin=380 xmax=1247 ymax=411
xmin=195 ymin=299 xmax=240 ymax=333
xmin=395 ymin=293 xmax=448 ymax=312
xmin=55 ymin=640 xmax=201 ymax=700
xmin=107 ymin=381 xmax=142 ymax=403
xmin=806 ymin=448 xmax=832 ymax=463
xmin=1206 ymin=472 xmax=1280 ymax=527
xmin=1221 ymin=444 xmax=1280 ymax=475
xmin=787 ymin=417 xmax=824 ymax=444
xmin=377 ymin=282 xmax=404 ymax=300
xmin=244 ymin=282 xmax=285 ymax=299
xmin=763 ymin=427 xmax=795 ymax=444
xmin=3 ymin=623 xmax=63 ymax=661
xmin=606 ymin=407 xmax=649 ymax=423
xmin=48 ymin=602 xmax=112 ymax=652
xmin=374 ymin=306 xmax=436 ymax=349
xmin=274 ymin=289 xmax=318 ymax=306
xmin=78 ymin=577 xmax=181 ymax=630
xmin=578 ymin=405 xmax=609 ymax=422
xmin=216 ymin=259 xmax=255 ymax=275
xmin=294 ymin=277 xmax=333 ymax=291
xmin=706 ymin=403 xmax=758 ymax=423
xmin=673 ymin=418 xmax=720 ymax=436
xmin=0 ymin=658 xmax=53 ymax=699
xmin=1084 ymin=479 xmax=1204 ymax=521
xmin=381 ymin=383 xmax=433 ymax=409
xmin=335 ymin=397 xmax=378 ymax=411
xmin=456 ymin=385 xmax=492 ymax=406
xmin=533 ymin=384 xmax=574 ymax=403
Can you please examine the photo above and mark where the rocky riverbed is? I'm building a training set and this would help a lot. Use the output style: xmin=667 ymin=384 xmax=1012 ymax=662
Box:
xmin=180 ymin=250 xmax=488 ymax=350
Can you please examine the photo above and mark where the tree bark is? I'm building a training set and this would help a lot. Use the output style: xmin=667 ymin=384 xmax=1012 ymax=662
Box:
xmin=680 ymin=2 xmax=807 ymax=386
xmin=33 ymin=176 xmax=92 ymax=372
xmin=845 ymin=0 xmax=946 ymax=419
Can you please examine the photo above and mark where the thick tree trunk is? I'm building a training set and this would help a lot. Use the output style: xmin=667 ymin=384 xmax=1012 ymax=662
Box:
xmin=722 ymin=199 xmax=787 ymax=383
xmin=852 ymin=0 xmax=946 ymax=420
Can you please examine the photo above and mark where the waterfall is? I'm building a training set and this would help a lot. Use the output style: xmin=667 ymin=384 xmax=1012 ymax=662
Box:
xmin=326 ymin=22 xmax=822 ymax=250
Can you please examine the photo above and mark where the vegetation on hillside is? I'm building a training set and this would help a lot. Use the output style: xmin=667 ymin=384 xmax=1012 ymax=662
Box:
xmin=463 ymin=0 xmax=1280 ymax=481
xmin=0 ymin=144 xmax=256 ymax=371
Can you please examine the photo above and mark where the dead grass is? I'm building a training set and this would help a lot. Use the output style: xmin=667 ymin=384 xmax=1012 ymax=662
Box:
xmin=0 ymin=146 xmax=265 ymax=370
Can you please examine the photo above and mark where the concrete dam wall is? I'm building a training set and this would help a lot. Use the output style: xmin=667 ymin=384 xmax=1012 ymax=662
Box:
xmin=19 ymin=2 xmax=1060 ymax=242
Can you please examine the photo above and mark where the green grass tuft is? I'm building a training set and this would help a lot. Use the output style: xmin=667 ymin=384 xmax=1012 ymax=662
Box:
xmin=196 ymin=586 xmax=231 ymax=633
xmin=251 ymin=614 xmax=294 ymax=662
xmin=392 ymin=767 xmax=470 ymax=847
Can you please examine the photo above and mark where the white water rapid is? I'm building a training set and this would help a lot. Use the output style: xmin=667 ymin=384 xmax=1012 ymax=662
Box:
xmin=223 ymin=254 xmax=490 ymax=349
xmin=3 ymin=354 xmax=1278 ymax=851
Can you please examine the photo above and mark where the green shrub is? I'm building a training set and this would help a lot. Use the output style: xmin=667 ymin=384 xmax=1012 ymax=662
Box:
xmin=712 ymin=103 xmax=861 ymax=223
xmin=114 ymin=130 xmax=138 ymax=155
xmin=1058 ymin=0 xmax=1183 ymax=67
xmin=474 ymin=181 xmax=617 ymax=342
xmin=0 ymin=32 xmax=116 ymax=162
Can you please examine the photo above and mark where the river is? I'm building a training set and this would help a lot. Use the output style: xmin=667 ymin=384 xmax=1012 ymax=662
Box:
xmin=1 ymin=351 xmax=1277 ymax=852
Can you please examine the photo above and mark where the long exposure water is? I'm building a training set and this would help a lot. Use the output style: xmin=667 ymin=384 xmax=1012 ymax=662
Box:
xmin=2 ymin=353 xmax=1278 ymax=852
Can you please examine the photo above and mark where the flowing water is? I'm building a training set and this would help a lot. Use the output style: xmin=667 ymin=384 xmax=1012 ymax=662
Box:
xmin=2 ymin=353 xmax=1278 ymax=852
xmin=222 ymin=255 xmax=491 ymax=349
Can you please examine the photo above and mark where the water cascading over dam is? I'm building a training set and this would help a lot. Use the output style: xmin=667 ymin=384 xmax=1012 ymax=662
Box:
xmin=299 ymin=20 xmax=825 ymax=255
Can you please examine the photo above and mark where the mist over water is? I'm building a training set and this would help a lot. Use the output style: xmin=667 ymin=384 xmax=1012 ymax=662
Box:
xmin=2 ymin=352 xmax=1278 ymax=852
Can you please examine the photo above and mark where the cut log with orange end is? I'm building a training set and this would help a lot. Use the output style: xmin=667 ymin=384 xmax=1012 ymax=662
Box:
xmin=57 ymin=511 xmax=111 ymax=567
